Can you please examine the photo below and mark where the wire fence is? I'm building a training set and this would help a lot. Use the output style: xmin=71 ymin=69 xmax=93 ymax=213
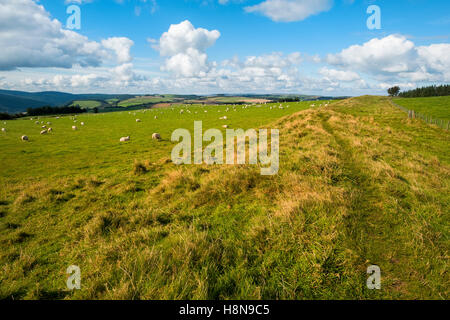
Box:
xmin=390 ymin=99 xmax=449 ymax=130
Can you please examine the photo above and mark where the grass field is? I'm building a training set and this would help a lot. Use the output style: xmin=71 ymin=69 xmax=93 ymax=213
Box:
xmin=209 ymin=96 xmax=269 ymax=103
xmin=0 ymin=97 xmax=448 ymax=300
xmin=394 ymin=96 xmax=450 ymax=120
xmin=70 ymin=100 xmax=103 ymax=109
xmin=106 ymin=99 xmax=119 ymax=104
xmin=117 ymin=96 xmax=174 ymax=107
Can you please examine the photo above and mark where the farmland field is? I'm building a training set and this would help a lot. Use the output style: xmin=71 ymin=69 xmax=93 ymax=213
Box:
xmin=70 ymin=100 xmax=103 ymax=109
xmin=0 ymin=96 xmax=448 ymax=300
xmin=117 ymin=96 xmax=174 ymax=107
xmin=393 ymin=96 xmax=450 ymax=120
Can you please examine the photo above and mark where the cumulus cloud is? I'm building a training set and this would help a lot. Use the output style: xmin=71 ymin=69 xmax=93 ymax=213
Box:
xmin=153 ymin=20 xmax=220 ymax=77
xmin=327 ymin=34 xmax=450 ymax=82
xmin=319 ymin=67 xmax=360 ymax=82
xmin=0 ymin=0 xmax=134 ymax=71
xmin=245 ymin=0 xmax=333 ymax=22
xmin=101 ymin=37 xmax=134 ymax=64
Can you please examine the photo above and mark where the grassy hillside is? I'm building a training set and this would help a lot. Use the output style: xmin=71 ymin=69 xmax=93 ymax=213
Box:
xmin=394 ymin=96 xmax=450 ymax=120
xmin=70 ymin=100 xmax=103 ymax=109
xmin=0 ymin=90 xmax=137 ymax=113
xmin=0 ymin=97 xmax=448 ymax=300
xmin=118 ymin=96 xmax=174 ymax=107
xmin=0 ymin=93 xmax=47 ymax=113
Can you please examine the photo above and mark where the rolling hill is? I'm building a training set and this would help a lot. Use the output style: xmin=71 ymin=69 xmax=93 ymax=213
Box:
xmin=0 ymin=89 xmax=136 ymax=113
xmin=0 ymin=89 xmax=336 ymax=114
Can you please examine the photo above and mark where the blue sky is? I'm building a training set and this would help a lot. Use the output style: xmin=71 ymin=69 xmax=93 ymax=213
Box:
xmin=0 ymin=0 xmax=449 ymax=95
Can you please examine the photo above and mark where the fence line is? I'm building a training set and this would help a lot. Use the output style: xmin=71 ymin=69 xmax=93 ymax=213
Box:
xmin=390 ymin=99 xmax=449 ymax=130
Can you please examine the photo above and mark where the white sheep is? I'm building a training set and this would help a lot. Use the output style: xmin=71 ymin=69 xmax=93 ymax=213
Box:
xmin=152 ymin=133 xmax=161 ymax=140
xmin=136 ymin=119 xmax=141 ymax=122
xmin=40 ymin=130 xmax=47 ymax=135
xmin=81 ymin=122 xmax=85 ymax=126
xmin=1 ymin=128 xmax=5 ymax=132
xmin=21 ymin=135 xmax=29 ymax=141
xmin=47 ymin=128 xmax=53 ymax=133
xmin=120 ymin=136 xmax=130 ymax=142
xmin=72 ymin=126 xmax=78 ymax=130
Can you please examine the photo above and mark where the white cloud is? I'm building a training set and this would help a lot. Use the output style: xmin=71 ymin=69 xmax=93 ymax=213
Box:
xmin=101 ymin=37 xmax=134 ymax=64
xmin=327 ymin=34 xmax=450 ymax=82
xmin=153 ymin=20 xmax=220 ymax=77
xmin=0 ymin=0 xmax=135 ymax=71
xmin=319 ymin=67 xmax=360 ymax=82
xmin=245 ymin=0 xmax=333 ymax=22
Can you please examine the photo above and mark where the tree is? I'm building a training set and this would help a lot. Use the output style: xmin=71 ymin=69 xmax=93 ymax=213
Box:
xmin=388 ymin=86 xmax=400 ymax=97
xmin=398 ymin=84 xmax=450 ymax=98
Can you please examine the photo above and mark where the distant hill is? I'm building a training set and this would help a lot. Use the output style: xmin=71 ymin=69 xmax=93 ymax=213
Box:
xmin=0 ymin=89 xmax=135 ymax=113
xmin=0 ymin=88 xmax=342 ymax=114
xmin=0 ymin=93 xmax=50 ymax=113
xmin=0 ymin=89 xmax=76 ymax=113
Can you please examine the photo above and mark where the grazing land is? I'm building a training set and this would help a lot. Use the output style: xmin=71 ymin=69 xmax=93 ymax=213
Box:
xmin=394 ymin=96 xmax=450 ymax=121
xmin=70 ymin=100 xmax=103 ymax=109
xmin=117 ymin=96 xmax=175 ymax=108
xmin=0 ymin=96 xmax=448 ymax=300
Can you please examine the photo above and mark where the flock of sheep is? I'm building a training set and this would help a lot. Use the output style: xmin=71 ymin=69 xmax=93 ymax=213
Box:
xmin=1 ymin=101 xmax=327 ymax=143
xmin=0 ymin=113 xmax=163 ymax=143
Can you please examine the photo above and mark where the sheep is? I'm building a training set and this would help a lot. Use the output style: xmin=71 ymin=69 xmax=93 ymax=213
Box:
xmin=81 ymin=122 xmax=85 ymax=126
xmin=152 ymin=133 xmax=161 ymax=140
xmin=136 ymin=119 xmax=141 ymax=123
xmin=72 ymin=126 xmax=78 ymax=130
xmin=222 ymin=125 xmax=229 ymax=129
xmin=1 ymin=128 xmax=5 ymax=132
xmin=42 ymin=125 xmax=47 ymax=129
xmin=220 ymin=116 xmax=228 ymax=120
xmin=47 ymin=122 xmax=52 ymax=125
xmin=21 ymin=135 xmax=29 ymax=141
xmin=47 ymin=128 xmax=53 ymax=133
xmin=120 ymin=136 xmax=130 ymax=142
xmin=154 ymin=116 xmax=158 ymax=120
xmin=40 ymin=130 xmax=48 ymax=135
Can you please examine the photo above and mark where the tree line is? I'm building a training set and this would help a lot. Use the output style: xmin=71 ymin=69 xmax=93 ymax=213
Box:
xmin=0 ymin=105 xmax=87 ymax=120
xmin=276 ymin=97 xmax=301 ymax=103
xmin=388 ymin=84 xmax=450 ymax=98
xmin=26 ymin=105 xmax=87 ymax=116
